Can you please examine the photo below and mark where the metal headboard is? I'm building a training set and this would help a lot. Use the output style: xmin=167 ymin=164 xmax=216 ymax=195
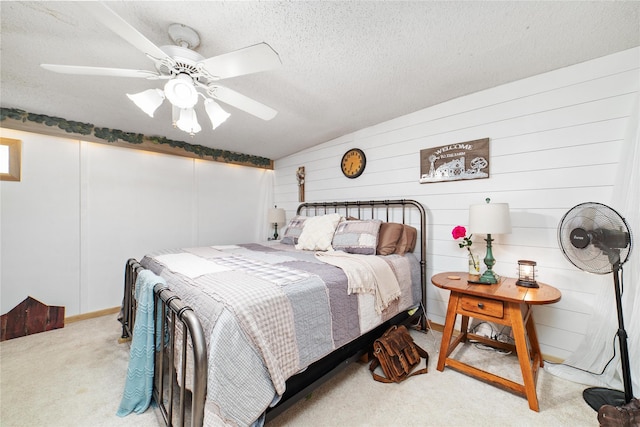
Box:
xmin=296 ymin=199 xmax=427 ymax=324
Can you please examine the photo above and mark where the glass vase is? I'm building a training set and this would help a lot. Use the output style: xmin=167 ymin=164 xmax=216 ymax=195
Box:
xmin=468 ymin=252 xmax=481 ymax=276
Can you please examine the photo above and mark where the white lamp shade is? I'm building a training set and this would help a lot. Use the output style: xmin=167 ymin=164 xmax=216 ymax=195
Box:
xmin=267 ymin=208 xmax=286 ymax=224
xmin=468 ymin=201 xmax=512 ymax=234
xmin=176 ymin=108 xmax=201 ymax=135
xmin=164 ymin=74 xmax=198 ymax=109
xmin=204 ymin=98 xmax=231 ymax=130
xmin=127 ymin=88 xmax=165 ymax=117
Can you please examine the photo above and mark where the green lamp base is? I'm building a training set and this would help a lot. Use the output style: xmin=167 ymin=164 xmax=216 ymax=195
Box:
xmin=478 ymin=269 xmax=499 ymax=284
xmin=477 ymin=233 xmax=499 ymax=284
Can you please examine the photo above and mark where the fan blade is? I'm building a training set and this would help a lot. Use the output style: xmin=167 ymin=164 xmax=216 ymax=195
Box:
xmin=82 ymin=2 xmax=171 ymax=62
xmin=210 ymin=86 xmax=277 ymax=121
xmin=201 ymin=43 xmax=282 ymax=80
xmin=41 ymin=64 xmax=160 ymax=79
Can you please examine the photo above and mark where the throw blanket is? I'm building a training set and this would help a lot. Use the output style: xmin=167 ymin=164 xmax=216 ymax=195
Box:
xmin=315 ymin=251 xmax=401 ymax=313
xmin=116 ymin=270 xmax=165 ymax=417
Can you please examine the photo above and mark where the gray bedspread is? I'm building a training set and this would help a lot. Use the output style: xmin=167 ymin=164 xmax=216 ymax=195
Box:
xmin=141 ymin=242 xmax=421 ymax=426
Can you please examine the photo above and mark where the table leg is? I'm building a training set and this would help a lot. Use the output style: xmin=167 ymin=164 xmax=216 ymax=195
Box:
xmin=437 ymin=292 xmax=460 ymax=371
xmin=508 ymin=302 xmax=539 ymax=412
xmin=460 ymin=315 xmax=470 ymax=340
xmin=525 ymin=307 xmax=543 ymax=368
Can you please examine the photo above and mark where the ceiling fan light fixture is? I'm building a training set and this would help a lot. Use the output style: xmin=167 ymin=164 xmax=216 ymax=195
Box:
xmin=164 ymin=74 xmax=198 ymax=109
xmin=176 ymin=108 xmax=201 ymax=136
xmin=171 ymin=105 xmax=180 ymax=128
xmin=204 ymin=98 xmax=231 ymax=130
xmin=126 ymin=88 xmax=165 ymax=117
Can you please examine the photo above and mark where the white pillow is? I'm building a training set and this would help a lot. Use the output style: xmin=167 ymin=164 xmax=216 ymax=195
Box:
xmin=295 ymin=213 xmax=342 ymax=251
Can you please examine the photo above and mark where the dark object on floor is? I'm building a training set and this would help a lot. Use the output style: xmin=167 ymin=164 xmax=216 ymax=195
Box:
xmin=598 ymin=397 xmax=640 ymax=427
xmin=369 ymin=325 xmax=429 ymax=383
xmin=0 ymin=296 xmax=64 ymax=341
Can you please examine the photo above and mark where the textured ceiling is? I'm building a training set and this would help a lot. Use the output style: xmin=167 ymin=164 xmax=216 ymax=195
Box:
xmin=1 ymin=1 xmax=639 ymax=160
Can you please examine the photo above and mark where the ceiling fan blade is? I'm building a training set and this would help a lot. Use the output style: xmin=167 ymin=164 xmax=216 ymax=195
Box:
xmin=210 ymin=86 xmax=277 ymax=121
xmin=82 ymin=2 xmax=171 ymax=62
xmin=41 ymin=64 xmax=160 ymax=79
xmin=201 ymin=43 xmax=282 ymax=80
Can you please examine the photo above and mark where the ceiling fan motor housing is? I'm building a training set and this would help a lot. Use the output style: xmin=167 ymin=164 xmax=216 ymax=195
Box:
xmin=157 ymin=45 xmax=205 ymax=77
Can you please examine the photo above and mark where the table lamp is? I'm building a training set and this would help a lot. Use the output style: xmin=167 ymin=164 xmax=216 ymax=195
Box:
xmin=468 ymin=198 xmax=512 ymax=284
xmin=267 ymin=206 xmax=286 ymax=240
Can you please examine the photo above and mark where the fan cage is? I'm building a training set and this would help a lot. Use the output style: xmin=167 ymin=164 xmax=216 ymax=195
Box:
xmin=558 ymin=202 xmax=632 ymax=274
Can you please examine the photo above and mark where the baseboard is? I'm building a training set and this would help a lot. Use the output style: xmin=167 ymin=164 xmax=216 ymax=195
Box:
xmin=65 ymin=306 xmax=120 ymax=324
xmin=426 ymin=320 xmax=445 ymax=332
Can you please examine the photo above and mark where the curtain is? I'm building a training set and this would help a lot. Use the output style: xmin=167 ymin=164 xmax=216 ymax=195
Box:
xmin=546 ymin=95 xmax=639 ymax=397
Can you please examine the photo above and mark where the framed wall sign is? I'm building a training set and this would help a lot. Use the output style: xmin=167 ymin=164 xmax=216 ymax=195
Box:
xmin=419 ymin=138 xmax=490 ymax=184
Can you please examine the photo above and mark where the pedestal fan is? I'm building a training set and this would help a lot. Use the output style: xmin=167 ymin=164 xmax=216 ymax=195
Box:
xmin=557 ymin=202 xmax=634 ymax=410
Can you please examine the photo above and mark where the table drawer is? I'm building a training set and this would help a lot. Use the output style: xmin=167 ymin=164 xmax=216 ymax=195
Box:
xmin=459 ymin=295 xmax=504 ymax=319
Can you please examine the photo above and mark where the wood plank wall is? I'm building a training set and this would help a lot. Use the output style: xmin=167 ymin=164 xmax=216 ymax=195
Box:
xmin=273 ymin=48 xmax=639 ymax=359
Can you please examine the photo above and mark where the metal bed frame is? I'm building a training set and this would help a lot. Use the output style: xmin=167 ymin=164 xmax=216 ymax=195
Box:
xmin=120 ymin=199 xmax=427 ymax=426
xmin=122 ymin=259 xmax=207 ymax=427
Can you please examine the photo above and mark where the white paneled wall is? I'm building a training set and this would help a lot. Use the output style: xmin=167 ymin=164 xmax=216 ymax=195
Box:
xmin=274 ymin=47 xmax=639 ymax=359
xmin=0 ymin=129 xmax=271 ymax=316
xmin=0 ymin=132 xmax=81 ymax=314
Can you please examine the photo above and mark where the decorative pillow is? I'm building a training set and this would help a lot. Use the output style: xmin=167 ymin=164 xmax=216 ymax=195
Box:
xmin=295 ymin=213 xmax=342 ymax=251
xmin=395 ymin=225 xmax=418 ymax=254
xmin=281 ymin=215 xmax=308 ymax=245
xmin=376 ymin=222 xmax=404 ymax=255
xmin=332 ymin=219 xmax=383 ymax=255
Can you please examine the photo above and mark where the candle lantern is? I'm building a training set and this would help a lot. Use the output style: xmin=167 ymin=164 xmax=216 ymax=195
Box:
xmin=516 ymin=260 xmax=539 ymax=288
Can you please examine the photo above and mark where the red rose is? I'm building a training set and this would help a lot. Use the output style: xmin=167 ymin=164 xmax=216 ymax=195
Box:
xmin=452 ymin=225 xmax=473 ymax=249
xmin=452 ymin=226 xmax=467 ymax=240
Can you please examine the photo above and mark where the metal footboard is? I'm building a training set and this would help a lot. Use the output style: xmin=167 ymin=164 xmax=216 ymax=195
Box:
xmin=122 ymin=259 xmax=207 ymax=427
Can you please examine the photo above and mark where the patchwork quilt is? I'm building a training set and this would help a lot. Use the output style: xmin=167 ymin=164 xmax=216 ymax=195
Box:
xmin=141 ymin=242 xmax=421 ymax=426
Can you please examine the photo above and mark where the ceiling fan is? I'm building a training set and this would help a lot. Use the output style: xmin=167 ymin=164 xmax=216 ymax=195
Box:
xmin=41 ymin=2 xmax=282 ymax=136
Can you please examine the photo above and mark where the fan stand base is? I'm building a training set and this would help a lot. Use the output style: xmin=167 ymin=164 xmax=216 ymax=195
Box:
xmin=583 ymin=387 xmax=628 ymax=411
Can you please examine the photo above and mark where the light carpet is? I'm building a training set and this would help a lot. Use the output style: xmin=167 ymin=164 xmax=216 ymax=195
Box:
xmin=0 ymin=314 xmax=600 ymax=426
xmin=0 ymin=314 xmax=160 ymax=427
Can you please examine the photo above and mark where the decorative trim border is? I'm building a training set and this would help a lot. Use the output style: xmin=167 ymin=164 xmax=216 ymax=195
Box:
xmin=0 ymin=108 xmax=273 ymax=169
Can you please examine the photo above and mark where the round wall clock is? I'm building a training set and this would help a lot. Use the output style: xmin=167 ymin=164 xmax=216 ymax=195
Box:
xmin=341 ymin=148 xmax=366 ymax=179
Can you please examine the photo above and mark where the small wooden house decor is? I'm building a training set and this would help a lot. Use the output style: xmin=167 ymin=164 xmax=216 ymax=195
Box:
xmin=1 ymin=296 xmax=65 ymax=341
xmin=419 ymin=138 xmax=490 ymax=184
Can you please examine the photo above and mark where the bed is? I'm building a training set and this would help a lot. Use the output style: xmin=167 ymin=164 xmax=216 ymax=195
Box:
xmin=120 ymin=199 xmax=427 ymax=426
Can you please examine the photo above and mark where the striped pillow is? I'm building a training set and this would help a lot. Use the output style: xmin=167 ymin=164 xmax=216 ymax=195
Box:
xmin=281 ymin=215 xmax=308 ymax=245
xmin=332 ymin=219 xmax=382 ymax=255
